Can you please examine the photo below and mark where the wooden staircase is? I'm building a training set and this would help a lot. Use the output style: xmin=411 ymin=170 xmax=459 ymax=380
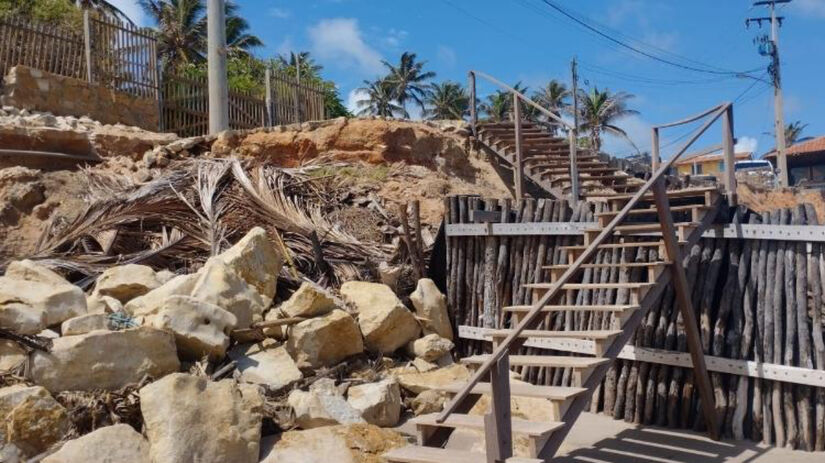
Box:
xmin=385 ymin=185 xmax=726 ymax=463
xmin=476 ymin=122 xmax=641 ymax=200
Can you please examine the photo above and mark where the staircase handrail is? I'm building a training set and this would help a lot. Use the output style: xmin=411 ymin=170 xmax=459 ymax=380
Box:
xmin=436 ymin=101 xmax=732 ymax=424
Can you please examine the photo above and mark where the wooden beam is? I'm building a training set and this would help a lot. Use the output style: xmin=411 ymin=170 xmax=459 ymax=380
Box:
xmin=722 ymin=106 xmax=737 ymax=205
xmin=513 ymin=95 xmax=524 ymax=199
xmin=653 ymin=178 xmax=720 ymax=440
xmin=485 ymin=355 xmax=513 ymax=463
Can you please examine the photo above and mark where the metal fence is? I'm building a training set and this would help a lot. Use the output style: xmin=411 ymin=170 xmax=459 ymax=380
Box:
xmin=0 ymin=14 xmax=86 ymax=81
xmin=87 ymin=14 xmax=159 ymax=98
xmin=267 ymin=69 xmax=326 ymax=125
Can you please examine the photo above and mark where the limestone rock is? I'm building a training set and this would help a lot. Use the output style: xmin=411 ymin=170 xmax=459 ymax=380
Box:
xmin=346 ymin=379 xmax=401 ymax=427
xmin=228 ymin=340 xmax=302 ymax=390
xmin=189 ymin=259 xmax=264 ymax=329
xmin=406 ymin=334 xmax=454 ymax=362
xmin=85 ymin=294 xmax=122 ymax=314
xmin=278 ymin=282 xmax=337 ymax=318
xmin=394 ymin=363 xmax=470 ymax=394
xmin=123 ymin=273 xmax=198 ymax=318
xmin=5 ymin=260 xmax=67 ymax=286
xmin=93 ymin=264 xmax=160 ymax=303
xmin=150 ymin=295 xmax=236 ymax=360
xmin=377 ymin=262 xmax=402 ymax=291
xmin=410 ymin=389 xmax=450 ymax=416
xmin=215 ymin=227 xmax=282 ymax=306
xmin=30 ymin=327 xmax=179 ymax=392
xmin=259 ymin=424 xmax=406 ymax=463
xmin=0 ymin=271 xmax=86 ymax=331
xmin=409 ymin=278 xmax=453 ymax=340
xmin=286 ymin=309 xmax=363 ymax=369
xmin=140 ymin=373 xmax=263 ymax=463
xmin=411 ymin=357 xmax=438 ymax=373
xmin=0 ymin=340 xmax=26 ymax=373
xmin=60 ymin=313 xmax=111 ymax=336
xmin=288 ymin=381 xmax=365 ymax=429
xmin=42 ymin=424 xmax=150 ymax=463
xmin=0 ymin=385 xmax=68 ymax=457
xmin=340 ymin=281 xmax=420 ymax=353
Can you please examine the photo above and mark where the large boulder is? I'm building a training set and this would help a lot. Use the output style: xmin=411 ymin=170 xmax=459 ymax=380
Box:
xmin=0 ymin=265 xmax=86 ymax=332
xmin=287 ymin=379 xmax=365 ymax=429
xmin=259 ymin=424 xmax=406 ymax=463
xmin=278 ymin=282 xmax=337 ymax=318
xmin=340 ymin=282 xmax=420 ymax=353
xmin=393 ymin=363 xmax=470 ymax=395
xmin=92 ymin=264 xmax=161 ymax=303
xmin=5 ymin=260 xmax=67 ymax=286
xmin=0 ymin=385 xmax=68 ymax=457
xmin=346 ymin=379 xmax=401 ymax=427
xmin=0 ymin=340 xmax=26 ymax=373
xmin=85 ymin=294 xmax=122 ymax=314
xmin=42 ymin=424 xmax=150 ymax=463
xmin=60 ymin=313 xmax=111 ymax=336
xmin=406 ymin=334 xmax=454 ymax=362
xmin=30 ymin=327 xmax=180 ymax=392
xmin=409 ymin=278 xmax=453 ymax=340
xmin=214 ymin=227 xmax=282 ymax=306
xmin=410 ymin=389 xmax=450 ymax=416
xmin=189 ymin=259 xmax=264 ymax=329
xmin=123 ymin=273 xmax=199 ymax=318
xmin=150 ymin=296 xmax=236 ymax=360
xmin=228 ymin=340 xmax=302 ymax=390
xmin=285 ymin=309 xmax=363 ymax=369
xmin=140 ymin=373 xmax=263 ymax=463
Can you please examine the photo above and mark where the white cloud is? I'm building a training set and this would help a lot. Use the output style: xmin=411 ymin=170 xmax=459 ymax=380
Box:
xmin=794 ymin=0 xmax=825 ymax=18
xmin=270 ymin=8 xmax=291 ymax=19
xmin=346 ymin=88 xmax=366 ymax=114
xmin=382 ymin=28 xmax=408 ymax=49
xmin=436 ymin=45 xmax=457 ymax=68
xmin=276 ymin=37 xmax=295 ymax=57
xmin=308 ymin=18 xmax=384 ymax=76
xmin=735 ymin=136 xmax=759 ymax=154
xmin=108 ymin=0 xmax=147 ymax=26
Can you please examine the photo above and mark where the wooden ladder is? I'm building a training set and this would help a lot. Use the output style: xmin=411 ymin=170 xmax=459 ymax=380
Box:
xmin=385 ymin=185 xmax=723 ymax=463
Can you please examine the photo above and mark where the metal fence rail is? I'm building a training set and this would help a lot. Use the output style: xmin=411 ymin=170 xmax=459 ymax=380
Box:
xmin=0 ymin=14 xmax=86 ymax=81
xmin=87 ymin=14 xmax=158 ymax=98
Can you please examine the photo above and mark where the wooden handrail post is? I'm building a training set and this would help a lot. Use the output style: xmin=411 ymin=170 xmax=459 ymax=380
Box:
xmin=652 ymin=177 xmax=721 ymax=440
xmin=485 ymin=354 xmax=513 ymax=463
xmin=512 ymin=95 xmax=524 ymax=199
xmin=468 ymin=71 xmax=477 ymax=138
xmin=722 ymin=105 xmax=737 ymax=205
xmin=569 ymin=128 xmax=580 ymax=202
xmin=264 ymin=66 xmax=273 ymax=127
xmin=651 ymin=127 xmax=660 ymax=172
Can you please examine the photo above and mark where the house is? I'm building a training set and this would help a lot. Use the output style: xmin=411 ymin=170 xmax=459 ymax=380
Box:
xmin=764 ymin=136 xmax=825 ymax=187
xmin=674 ymin=150 xmax=752 ymax=178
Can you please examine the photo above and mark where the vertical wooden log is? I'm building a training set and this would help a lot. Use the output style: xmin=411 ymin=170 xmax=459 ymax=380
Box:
xmin=793 ymin=205 xmax=813 ymax=451
xmin=486 ymin=354 xmax=513 ymax=463
xmin=482 ymin=199 xmax=499 ymax=329
xmin=512 ymin=96 xmax=524 ymax=199
xmin=806 ymin=203 xmax=825 ymax=451
xmin=495 ymin=200 xmax=512 ymax=329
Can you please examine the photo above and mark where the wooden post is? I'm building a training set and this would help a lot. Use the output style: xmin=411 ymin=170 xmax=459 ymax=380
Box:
xmin=651 ymin=127 xmax=660 ymax=172
xmin=722 ymin=105 xmax=737 ymax=205
xmin=82 ymin=9 xmax=93 ymax=83
xmin=469 ymin=71 xmax=477 ymax=138
xmin=264 ymin=66 xmax=273 ymax=127
xmin=569 ymin=129 xmax=580 ymax=203
xmin=485 ymin=354 xmax=513 ymax=463
xmin=652 ymin=178 xmax=720 ymax=440
xmin=513 ymin=94 xmax=524 ymax=199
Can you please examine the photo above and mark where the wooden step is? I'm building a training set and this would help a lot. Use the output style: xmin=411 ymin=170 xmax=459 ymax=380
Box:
xmin=559 ymin=241 xmax=667 ymax=253
xmin=524 ymin=282 xmax=655 ymax=291
xmin=595 ymin=204 xmax=711 ymax=226
xmin=461 ymin=354 xmax=609 ymax=369
xmin=539 ymin=167 xmax=618 ymax=175
xmin=488 ymin=329 xmax=623 ymax=341
xmin=583 ymin=222 xmax=697 ymax=244
xmin=414 ymin=413 xmax=563 ymax=438
xmin=384 ymin=445 xmax=542 ymax=463
xmin=436 ymin=381 xmax=586 ymax=402
xmin=548 ymin=174 xmax=629 ymax=185
xmin=543 ymin=261 xmax=671 ymax=281
xmin=600 ymin=186 xmax=720 ymax=206
xmin=502 ymin=304 xmax=639 ymax=313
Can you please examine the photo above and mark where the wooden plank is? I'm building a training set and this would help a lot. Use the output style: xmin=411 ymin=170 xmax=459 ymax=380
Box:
xmin=652 ymin=178 xmax=720 ymax=440
xmin=463 ymin=355 xmax=609 ymax=369
xmin=486 ymin=354 xmax=513 ymax=463
xmin=502 ymin=304 xmax=638 ymax=313
xmin=436 ymin=381 xmax=586 ymax=401
xmin=513 ymin=95 xmax=524 ymax=199
xmin=415 ymin=413 xmax=563 ymax=437
xmin=384 ymin=446 xmax=541 ymax=463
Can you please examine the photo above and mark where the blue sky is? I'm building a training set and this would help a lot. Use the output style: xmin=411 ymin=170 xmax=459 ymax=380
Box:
xmin=118 ymin=0 xmax=825 ymax=158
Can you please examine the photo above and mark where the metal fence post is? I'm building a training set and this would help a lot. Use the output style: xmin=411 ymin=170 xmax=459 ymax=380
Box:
xmin=264 ymin=66 xmax=273 ymax=127
xmin=82 ymin=9 xmax=93 ymax=83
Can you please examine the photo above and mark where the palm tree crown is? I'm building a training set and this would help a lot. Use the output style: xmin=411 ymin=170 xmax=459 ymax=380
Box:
xmin=423 ymin=81 xmax=469 ymax=120
xmin=277 ymin=51 xmax=323 ymax=81
xmin=785 ymin=121 xmax=809 ymax=146
xmin=356 ymin=79 xmax=407 ymax=118
xmin=480 ymin=83 xmax=529 ymax=122
xmin=381 ymin=52 xmax=436 ymax=113
xmin=576 ymin=87 xmax=638 ymax=153
xmin=533 ymin=80 xmax=570 ymax=135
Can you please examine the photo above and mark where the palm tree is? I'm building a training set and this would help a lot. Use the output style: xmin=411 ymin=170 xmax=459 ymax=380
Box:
xmin=533 ymin=80 xmax=570 ymax=135
xmin=224 ymin=2 xmax=263 ymax=57
xmin=75 ymin=0 xmax=135 ymax=23
xmin=577 ymin=87 xmax=639 ymax=153
xmin=479 ymin=83 xmax=530 ymax=122
xmin=356 ymin=79 xmax=407 ymax=118
xmin=423 ymin=82 xmax=469 ymax=120
xmin=785 ymin=121 xmax=810 ymax=146
xmin=381 ymin=52 xmax=436 ymax=113
xmin=277 ymin=52 xmax=323 ymax=81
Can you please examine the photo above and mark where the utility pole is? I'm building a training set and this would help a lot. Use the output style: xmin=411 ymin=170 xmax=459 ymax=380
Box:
xmin=748 ymin=0 xmax=791 ymax=186
xmin=207 ymin=0 xmax=229 ymax=134
xmin=569 ymin=57 xmax=580 ymax=201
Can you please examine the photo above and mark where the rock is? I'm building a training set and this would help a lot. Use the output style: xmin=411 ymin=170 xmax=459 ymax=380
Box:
xmin=377 ymin=262 xmax=402 ymax=291
xmin=285 ymin=309 xmax=363 ymax=369
xmin=123 ymin=273 xmax=198 ymax=318
xmin=0 ymin=385 xmax=68 ymax=457
xmin=259 ymin=424 xmax=406 ymax=463
xmin=340 ymin=281 xmax=420 ymax=354
xmin=30 ymin=327 xmax=180 ymax=392
xmin=411 ymin=357 xmax=438 ymax=373
xmin=410 ymin=389 xmax=449 ymax=415
xmin=394 ymin=363 xmax=470 ymax=394
xmin=85 ymin=294 xmax=122 ymax=314
xmin=5 ymin=260 xmax=67 ymax=286
xmin=140 ymin=373 xmax=263 ymax=463
xmin=155 ymin=269 xmax=176 ymax=284
xmin=60 ymin=313 xmax=111 ymax=336
xmin=149 ymin=295 xmax=236 ymax=360
xmin=409 ymin=278 xmax=453 ymax=340
xmin=406 ymin=334 xmax=454 ymax=362
xmin=228 ymin=340 xmax=302 ymax=390
xmin=278 ymin=282 xmax=337 ymax=318
xmin=215 ymin=227 xmax=282 ymax=306
xmin=288 ymin=381 xmax=365 ymax=429
xmin=0 ymin=340 xmax=26 ymax=373
xmin=0 ymin=277 xmax=86 ymax=333
xmin=92 ymin=264 xmax=161 ymax=303
xmin=346 ymin=379 xmax=401 ymax=427
xmin=189 ymin=259 xmax=264 ymax=329
xmin=42 ymin=424 xmax=150 ymax=463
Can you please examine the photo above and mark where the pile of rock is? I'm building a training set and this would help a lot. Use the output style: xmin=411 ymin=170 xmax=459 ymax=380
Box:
xmin=0 ymin=226 xmax=463 ymax=462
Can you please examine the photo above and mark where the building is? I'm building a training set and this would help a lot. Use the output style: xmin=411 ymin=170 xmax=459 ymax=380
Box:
xmin=674 ymin=150 xmax=752 ymax=178
xmin=764 ymin=136 xmax=825 ymax=187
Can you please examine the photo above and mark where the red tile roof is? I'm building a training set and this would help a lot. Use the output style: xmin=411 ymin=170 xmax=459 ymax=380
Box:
xmin=764 ymin=136 xmax=825 ymax=158
xmin=674 ymin=151 xmax=751 ymax=166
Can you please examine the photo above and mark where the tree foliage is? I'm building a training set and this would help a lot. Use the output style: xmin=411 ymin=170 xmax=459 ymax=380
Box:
xmin=576 ymin=87 xmax=638 ymax=153
xmin=423 ymin=81 xmax=468 ymax=120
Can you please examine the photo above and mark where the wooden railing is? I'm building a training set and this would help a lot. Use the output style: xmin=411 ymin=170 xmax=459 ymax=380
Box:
xmin=436 ymin=102 xmax=734 ymax=460
xmin=468 ymin=70 xmax=580 ymax=200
